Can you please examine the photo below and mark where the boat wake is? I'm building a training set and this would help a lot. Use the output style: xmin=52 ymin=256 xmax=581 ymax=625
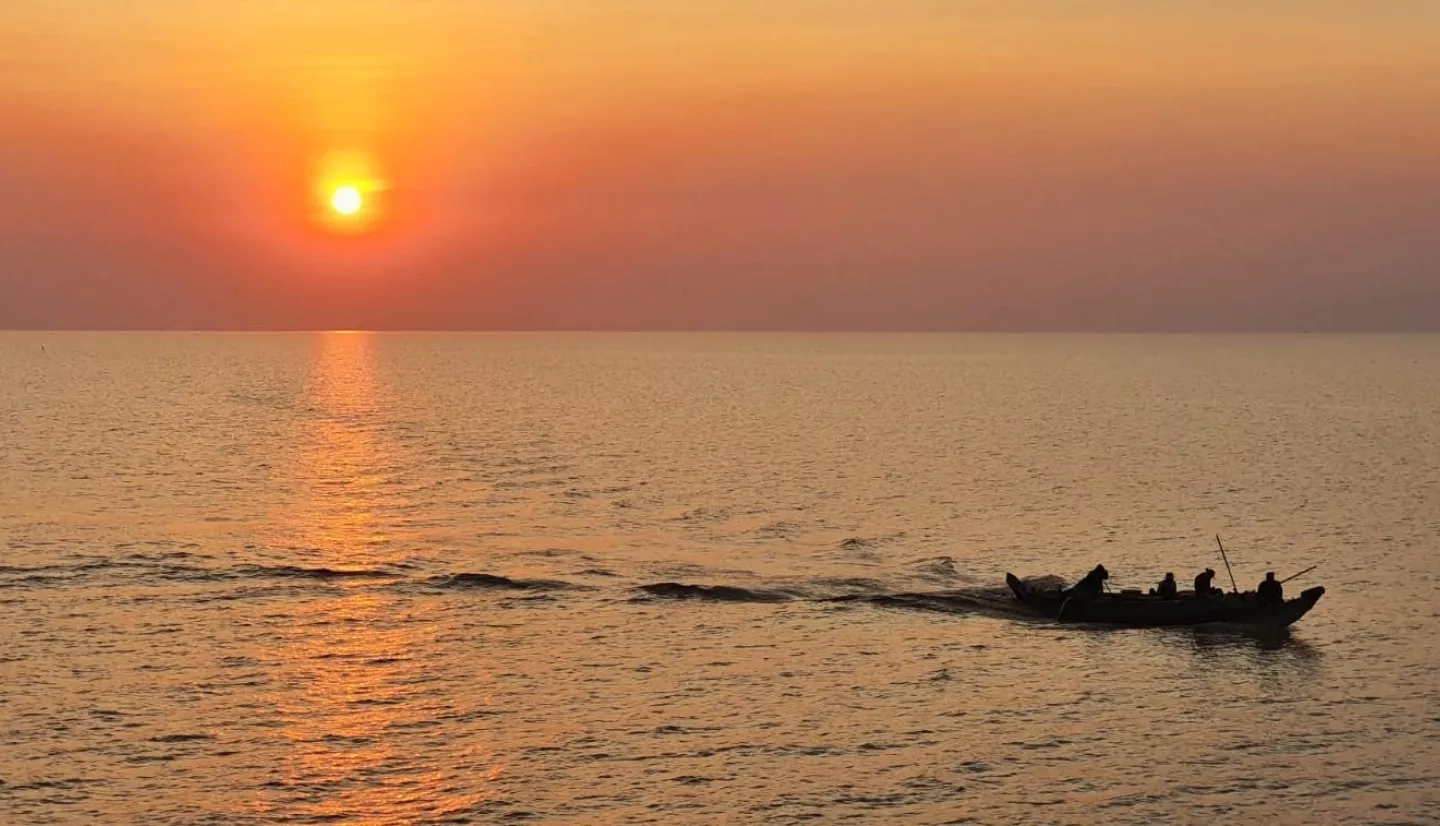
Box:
xmin=634 ymin=582 xmax=797 ymax=603
xmin=820 ymin=587 xmax=1038 ymax=620
xmin=0 ymin=555 xmax=1067 ymax=622
xmin=232 ymin=564 xmax=396 ymax=581
xmin=628 ymin=581 xmax=1041 ymax=620
xmin=429 ymin=572 xmax=588 ymax=591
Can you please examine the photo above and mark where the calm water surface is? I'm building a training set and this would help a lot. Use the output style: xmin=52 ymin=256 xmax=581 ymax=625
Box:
xmin=2 ymin=333 xmax=1438 ymax=825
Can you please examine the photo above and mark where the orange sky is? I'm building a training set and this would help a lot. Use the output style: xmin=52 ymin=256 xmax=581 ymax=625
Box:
xmin=2 ymin=2 xmax=1438 ymax=330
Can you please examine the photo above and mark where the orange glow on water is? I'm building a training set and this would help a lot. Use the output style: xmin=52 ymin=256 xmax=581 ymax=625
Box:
xmin=254 ymin=332 xmax=502 ymax=821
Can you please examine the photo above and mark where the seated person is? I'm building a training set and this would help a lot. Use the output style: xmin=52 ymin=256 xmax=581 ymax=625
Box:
xmin=1257 ymin=572 xmax=1284 ymax=605
xmin=1156 ymin=572 xmax=1178 ymax=599
xmin=1193 ymin=568 xmax=1219 ymax=598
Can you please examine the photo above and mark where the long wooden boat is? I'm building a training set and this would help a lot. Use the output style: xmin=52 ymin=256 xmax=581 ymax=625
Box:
xmin=1005 ymin=573 xmax=1325 ymax=627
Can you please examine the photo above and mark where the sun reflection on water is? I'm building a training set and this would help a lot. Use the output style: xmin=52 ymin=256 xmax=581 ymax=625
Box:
xmin=256 ymin=332 xmax=498 ymax=823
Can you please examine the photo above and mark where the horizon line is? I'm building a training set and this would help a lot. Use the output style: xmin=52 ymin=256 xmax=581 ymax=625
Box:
xmin=2 ymin=328 xmax=1440 ymax=335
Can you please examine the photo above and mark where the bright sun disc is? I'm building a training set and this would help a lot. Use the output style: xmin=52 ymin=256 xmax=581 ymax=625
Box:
xmin=330 ymin=185 xmax=363 ymax=216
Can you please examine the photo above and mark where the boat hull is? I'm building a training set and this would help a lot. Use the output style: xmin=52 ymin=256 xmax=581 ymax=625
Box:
xmin=1006 ymin=573 xmax=1324 ymax=627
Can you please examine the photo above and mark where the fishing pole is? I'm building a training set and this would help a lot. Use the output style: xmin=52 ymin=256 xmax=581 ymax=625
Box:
xmin=1280 ymin=564 xmax=1318 ymax=585
xmin=1215 ymin=534 xmax=1239 ymax=594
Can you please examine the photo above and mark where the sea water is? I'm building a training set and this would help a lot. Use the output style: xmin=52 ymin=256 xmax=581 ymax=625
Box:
xmin=2 ymin=332 xmax=1438 ymax=824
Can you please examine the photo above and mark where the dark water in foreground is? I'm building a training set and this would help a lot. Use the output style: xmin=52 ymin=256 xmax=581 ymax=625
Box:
xmin=2 ymin=333 xmax=1438 ymax=825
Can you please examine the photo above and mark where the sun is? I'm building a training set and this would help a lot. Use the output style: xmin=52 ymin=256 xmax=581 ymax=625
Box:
xmin=312 ymin=150 xmax=387 ymax=234
xmin=330 ymin=185 xmax=363 ymax=216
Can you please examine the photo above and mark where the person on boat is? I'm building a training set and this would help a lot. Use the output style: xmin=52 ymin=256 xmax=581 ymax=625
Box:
xmin=1156 ymin=572 xmax=1178 ymax=599
xmin=1257 ymin=572 xmax=1284 ymax=605
xmin=1193 ymin=568 xmax=1219 ymax=598
xmin=1064 ymin=565 xmax=1109 ymax=599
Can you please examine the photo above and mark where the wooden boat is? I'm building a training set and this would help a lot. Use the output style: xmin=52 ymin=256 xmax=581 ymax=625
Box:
xmin=1005 ymin=573 xmax=1325 ymax=627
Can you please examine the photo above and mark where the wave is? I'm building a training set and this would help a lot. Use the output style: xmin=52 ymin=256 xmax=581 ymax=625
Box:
xmin=429 ymin=572 xmax=581 ymax=591
xmin=635 ymin=582 xmax=795 ymax=603
xmin=839 ymin=531 xmax=907 ymax=551
xmin=4 ymin=552 xmax=1048 ymax=622
xmin=5 ymin=560 xmax=398 ymax=585
xmin=823 ymin=587 xmax=1036 ymax=620
xmin=0 ymin=564 xmax=64 ymax=575
xmin=149 ymin=733 xmax=215 ymax=743
xmin=912 ymin=555 xmax=961 ymax=580
xmin=232 ymin=565 xmax=396 ymax=580
xmin=670 ymin=506 xmax=731 ymax=524
xmin=809 ymin=576 xmax=890 ymax=592
xmin=1 ymin=559 xmax=221 ymax=587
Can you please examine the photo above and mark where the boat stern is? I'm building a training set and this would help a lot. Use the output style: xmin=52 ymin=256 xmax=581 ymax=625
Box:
xmin=1005 ymin=573 xmax=1029 ymax=599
